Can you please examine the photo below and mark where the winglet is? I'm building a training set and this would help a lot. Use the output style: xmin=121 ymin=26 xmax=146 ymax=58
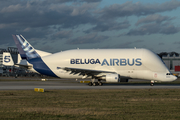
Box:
xmin=12 ymin=35 xmax=40 ymax=60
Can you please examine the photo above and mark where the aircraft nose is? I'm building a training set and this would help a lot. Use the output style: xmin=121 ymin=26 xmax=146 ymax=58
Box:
xmin=171 ymin=75 xmax=177 ymax=81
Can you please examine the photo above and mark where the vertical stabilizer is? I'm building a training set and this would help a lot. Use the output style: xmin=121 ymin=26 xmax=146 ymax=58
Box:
xmin=12 ymin=34 xmax=58 ymax=77
xmin=3 ymin=52 xmax=14 ymax=66
xmin=12 ymin=35 xmax=40 ymax=60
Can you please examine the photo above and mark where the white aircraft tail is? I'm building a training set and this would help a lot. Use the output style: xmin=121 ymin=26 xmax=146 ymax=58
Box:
xmin=3 ymin=52 xmax=14 ymax=66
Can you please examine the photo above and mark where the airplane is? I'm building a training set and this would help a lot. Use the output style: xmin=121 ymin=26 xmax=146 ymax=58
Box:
xmin=12 ymin=34 xmax=177 ymax=86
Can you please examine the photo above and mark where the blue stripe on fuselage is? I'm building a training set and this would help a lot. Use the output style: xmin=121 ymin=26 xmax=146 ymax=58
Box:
xmin=28 ymin=57 xmax=58 ymax=78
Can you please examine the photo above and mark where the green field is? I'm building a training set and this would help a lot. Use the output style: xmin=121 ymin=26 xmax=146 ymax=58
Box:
xmin=0 ymin=89 xmax=180 ymax=120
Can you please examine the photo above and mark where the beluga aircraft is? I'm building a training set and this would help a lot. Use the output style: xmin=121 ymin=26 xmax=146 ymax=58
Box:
xmin=12 ymin=35 xmax=177 ymax=86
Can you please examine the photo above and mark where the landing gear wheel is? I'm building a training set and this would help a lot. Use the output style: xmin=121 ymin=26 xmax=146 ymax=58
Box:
xmin=150 ymin=83 xmax=154 ymax=86
xmin=93 ymin=82 xmax=95 ymax=86
xmin=93 ymin=82 xmax=97 ymax=86
xmin=98 ymin=82 xmax=103 ymax=86
xmin=88 ymin=82 xmax=92 ymax=86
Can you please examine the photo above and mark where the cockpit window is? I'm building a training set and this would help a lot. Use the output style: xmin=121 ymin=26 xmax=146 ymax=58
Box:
xmin=166 ymin=73 xmax=172 ymax=75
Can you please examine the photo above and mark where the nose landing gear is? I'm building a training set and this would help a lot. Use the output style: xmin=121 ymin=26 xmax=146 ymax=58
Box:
xmin=150 ymin=80 xmax=154 ymax=86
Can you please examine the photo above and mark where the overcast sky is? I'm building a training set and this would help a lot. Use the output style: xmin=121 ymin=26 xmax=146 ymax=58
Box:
xmin=0 ymin=0 xmax=180 ymax=53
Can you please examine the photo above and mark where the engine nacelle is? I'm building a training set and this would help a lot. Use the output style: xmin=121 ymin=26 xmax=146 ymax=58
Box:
xmin=105 ymin=74 xmax=120 ymax=83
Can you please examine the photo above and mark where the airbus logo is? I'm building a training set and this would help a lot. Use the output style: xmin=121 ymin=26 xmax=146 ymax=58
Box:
xmin=70 ymin=58 xmax=142 ymax=66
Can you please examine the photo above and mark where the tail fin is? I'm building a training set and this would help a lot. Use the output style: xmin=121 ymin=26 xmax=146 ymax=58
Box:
xmin=12 ymin=35 xmax=40 ymax=60
xmin=3 ymin=52 xmax=14 ymax=66
xmin=12 ymin=34 xmax=58 ymax=77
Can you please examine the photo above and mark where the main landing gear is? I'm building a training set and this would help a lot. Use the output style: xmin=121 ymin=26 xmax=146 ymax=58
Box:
xmin=88 ymin=78 xmax=103 ymax=86
xmin=88 ymin=82 xmax=103 ymax=86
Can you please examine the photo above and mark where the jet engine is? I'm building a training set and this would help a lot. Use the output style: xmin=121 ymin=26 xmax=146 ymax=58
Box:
xmin=104 ymin=74 xmax=120 ymax=83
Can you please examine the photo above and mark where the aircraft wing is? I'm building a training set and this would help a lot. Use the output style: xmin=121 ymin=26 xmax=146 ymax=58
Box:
xmin=58 ymin=67 xmax=116 ymax=78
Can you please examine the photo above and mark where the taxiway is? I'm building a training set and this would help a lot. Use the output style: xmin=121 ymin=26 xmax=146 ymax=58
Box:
xmin=0 ymin=80 xmax=180 ymax=90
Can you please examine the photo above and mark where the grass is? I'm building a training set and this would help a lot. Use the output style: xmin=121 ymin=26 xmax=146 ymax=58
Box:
xmin=0 ymin=89 xmax=180 ymax=120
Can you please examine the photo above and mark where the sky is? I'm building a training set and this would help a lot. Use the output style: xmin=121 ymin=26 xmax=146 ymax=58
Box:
xmin=0 ymin=0 xmax=180 ymax=53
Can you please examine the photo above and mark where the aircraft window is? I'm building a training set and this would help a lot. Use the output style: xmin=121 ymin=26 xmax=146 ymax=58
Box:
xmin=166 ymin=73 xmax=171 ymax=75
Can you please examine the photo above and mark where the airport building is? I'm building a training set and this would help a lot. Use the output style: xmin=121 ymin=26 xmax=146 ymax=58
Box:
xmin=160 ymin=52 xmax=180 ymax=76
xmin=161 ymin=53 xmax=179 ymax=70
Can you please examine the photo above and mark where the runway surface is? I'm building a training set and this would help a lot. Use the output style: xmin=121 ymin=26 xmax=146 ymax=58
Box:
xmin=0 ymin=80 xmax=180 ymax=90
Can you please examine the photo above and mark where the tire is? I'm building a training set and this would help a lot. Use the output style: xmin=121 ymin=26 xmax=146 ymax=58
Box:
xmin=98 ymin=82 xmax=103 ymax=86
xmin=88 ymin=82 xmax=92 ymax=86
xmin=93 ymin=82 xmax=96 ymax=86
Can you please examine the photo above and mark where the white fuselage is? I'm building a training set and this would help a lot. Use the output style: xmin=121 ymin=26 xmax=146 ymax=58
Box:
xmin=39 ymin=48 xmax=176 ymax=82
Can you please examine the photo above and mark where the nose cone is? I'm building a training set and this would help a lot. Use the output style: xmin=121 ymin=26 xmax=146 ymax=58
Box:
xmin=164 ymin=75 xmax=177 ymax=82
xmin=171 ymin=75 xmax=177 ymax=81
